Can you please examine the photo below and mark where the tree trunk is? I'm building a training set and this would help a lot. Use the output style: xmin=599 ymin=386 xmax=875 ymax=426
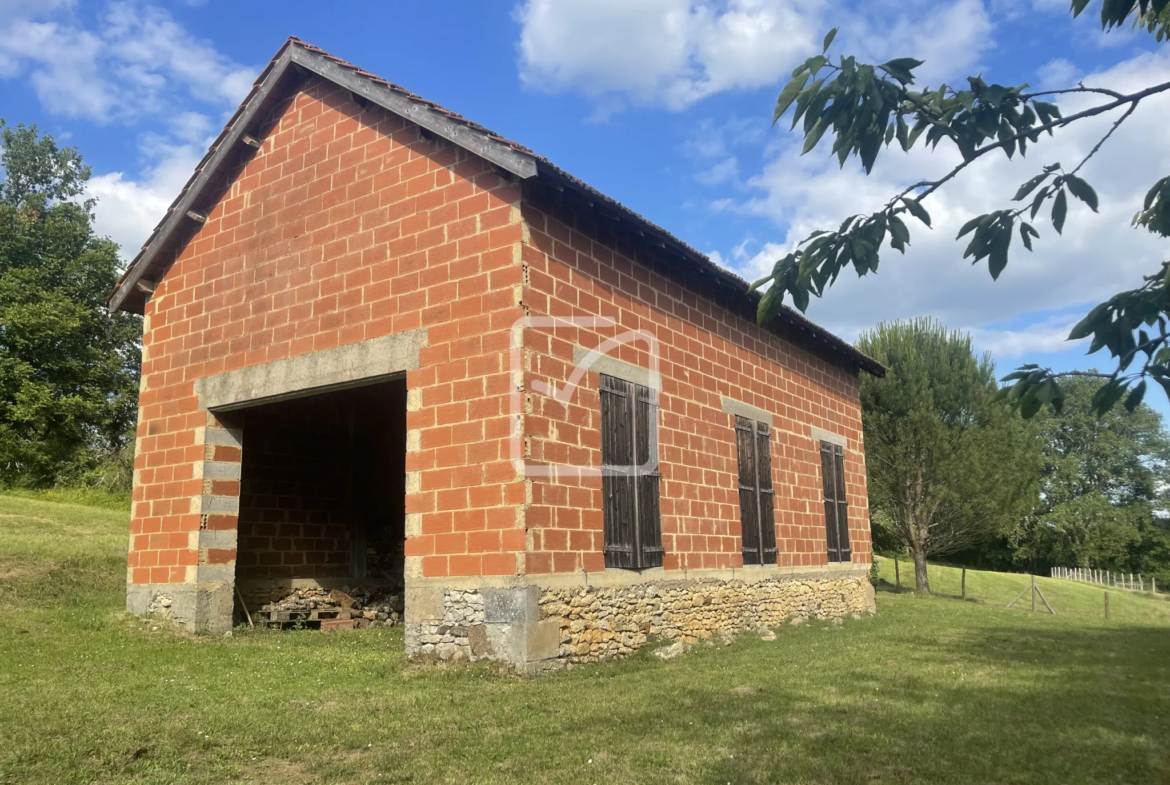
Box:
xmin=913 ymin=548 xmax=931 ymax=594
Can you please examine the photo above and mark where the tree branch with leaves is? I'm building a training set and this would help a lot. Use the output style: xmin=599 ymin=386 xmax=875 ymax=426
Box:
xmin=753 ymin=0 xmax=1170 ymax=419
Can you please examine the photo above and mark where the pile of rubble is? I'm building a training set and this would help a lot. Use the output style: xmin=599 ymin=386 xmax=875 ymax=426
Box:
xmin=260 ymin=585 xmax=404 ymax=628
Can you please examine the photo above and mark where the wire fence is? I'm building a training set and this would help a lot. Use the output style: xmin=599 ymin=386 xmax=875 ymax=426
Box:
xmin=1051 ymin=566 xmax=1159 ymax=594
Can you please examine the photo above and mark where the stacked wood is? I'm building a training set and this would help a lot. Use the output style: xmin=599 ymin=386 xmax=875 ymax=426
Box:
xmin=259 ymin=585 xmax=404 ymax=629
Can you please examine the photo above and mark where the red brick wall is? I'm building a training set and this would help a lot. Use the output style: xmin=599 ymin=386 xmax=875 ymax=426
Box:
xmin=518 ymin=187 xmax=872 ymax=575
xmin=236 ymin=397 xmax=353 ymax=580
xmin=129 ymin=75 xmax=527 ymax=588
xmin=128 ymin=72 xmax=871 ymax=592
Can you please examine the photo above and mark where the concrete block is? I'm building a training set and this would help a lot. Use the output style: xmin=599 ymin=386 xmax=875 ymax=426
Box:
xmin=199 ymin=530 xmax=237 ymax=549
xmin=527 ymin=619 xmax=562 ymax=662
xmin=482 ymin=585 xmax=537 ymax=624
xmin=198 ymin=496 xmax=239 ymax=514
xmin=405 ymin=586 xmax=445 ymax=623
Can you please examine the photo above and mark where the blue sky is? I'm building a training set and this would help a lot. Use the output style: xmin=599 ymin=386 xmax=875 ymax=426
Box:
xmin=1 ymin=0 xmax=1168 ymax=412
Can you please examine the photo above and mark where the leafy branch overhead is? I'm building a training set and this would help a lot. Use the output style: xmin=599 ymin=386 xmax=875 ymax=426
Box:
xmin=752 ymin=0 xmax=1170 ymax=417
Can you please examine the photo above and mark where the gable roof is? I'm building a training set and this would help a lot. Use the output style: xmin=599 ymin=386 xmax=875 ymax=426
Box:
xmin=108 ymin=37 xmax=884 ymax=378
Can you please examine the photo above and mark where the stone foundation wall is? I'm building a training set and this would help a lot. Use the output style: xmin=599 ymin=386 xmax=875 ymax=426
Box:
xmin=539 ymin=573 xmax=875 ymax=663
xmin=404 ymin=589 xmax=486 ymax=663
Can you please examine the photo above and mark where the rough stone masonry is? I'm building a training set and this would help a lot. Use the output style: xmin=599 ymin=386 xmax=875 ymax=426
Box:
xmin=401 ymin=572 xmax=874 ymax=667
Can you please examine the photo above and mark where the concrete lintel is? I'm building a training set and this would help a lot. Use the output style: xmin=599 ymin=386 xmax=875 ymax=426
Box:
xmin=721 ymin=397 xmax=774 ymax=426
xmin=810 ymin=426 xmax=848 ymax=449
xmin=196 ymin=330 xmax=426 ymax=412
xmin=572 ymin=347 xmax=661 ymax=391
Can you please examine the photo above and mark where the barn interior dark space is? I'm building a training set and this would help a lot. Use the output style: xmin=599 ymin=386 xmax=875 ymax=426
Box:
xmin=231 ymin=378 xmax=407 ymax=609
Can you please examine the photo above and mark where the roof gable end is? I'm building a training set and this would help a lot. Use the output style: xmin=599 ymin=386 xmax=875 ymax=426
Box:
xmin=108 ymin=37 xmax=884 ymax=378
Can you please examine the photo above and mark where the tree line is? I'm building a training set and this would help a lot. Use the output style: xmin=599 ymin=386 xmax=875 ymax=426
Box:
xmin=862 ymin=318 xmax=1170 ymax=592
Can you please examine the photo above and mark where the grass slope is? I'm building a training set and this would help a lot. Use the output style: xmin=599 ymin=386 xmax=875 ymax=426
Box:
xmin=873 ymin=556 xmax=1170 ymax=626
xmin=1 ymin=494 xmax=1168 ymax=784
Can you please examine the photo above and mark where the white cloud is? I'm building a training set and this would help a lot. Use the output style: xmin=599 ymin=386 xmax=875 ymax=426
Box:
xmin=696 ymin=156 xmax=739 ymax=185
xmin=515 ymin=0 xmax=824 ymax=111
xmin=0 ymin=22 xmax=113 ymax=118
xmin=0 ymin=2 xmax=256 ymax=259
xmin=969 ymin=313 xmax=1088 ymax=358
xmin=681 ymin=116 xmax=765 ymax=187
xmin=515 ymin=0 xmax=995 ymax=112
xmin=87 ymin=137 xmax=206 ymax=260
xmin=1036 ymin=57 xmax=1079 ymax=89
xmin=0 ymin=1 xmax=255 ymax=123
xmin=847 ymin=0 xmax=995 ymax=86
xmin=0 ymin=2 xmax=255 ymax=260
xmin=710 ymin=49 xmax=1170 ymax=355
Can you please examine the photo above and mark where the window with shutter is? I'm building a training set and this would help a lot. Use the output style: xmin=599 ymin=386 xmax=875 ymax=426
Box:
xmin=735 ymin=416 xmax=778 ymax=565
xmin=820 ymin=440 xmax=851 ymax=563
xmin=599 ymin=373 xmax=662 ymax=569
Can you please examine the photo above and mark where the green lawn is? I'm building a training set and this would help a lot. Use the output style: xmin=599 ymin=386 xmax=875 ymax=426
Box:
xmin=2 ymin=495 xmax=1169 ymax=784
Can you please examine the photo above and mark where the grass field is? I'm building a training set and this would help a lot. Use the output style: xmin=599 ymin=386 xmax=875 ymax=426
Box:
xmin=2 ymin=495 xmax=1169 ymax=784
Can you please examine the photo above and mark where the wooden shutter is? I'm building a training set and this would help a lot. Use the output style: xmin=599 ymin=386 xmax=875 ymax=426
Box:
xmin=635 ymin=384 xmax=663 ymax=568
xmin=600 ymin=374 xmax=662 ymax=569
xmin=735 ymin=417 xmax=761 ymax=564
xmin=736 ymin=417 xmax=778 ymax=566
xmin=821 ymin=440 xmax=851 ymax=563
xmin=601 ymin=375 xmax=636 ymax=568
xmin=832 ymin=443 xmax=850 ymax=562
xmin=755 ymin=422 xmax=778 ymax=565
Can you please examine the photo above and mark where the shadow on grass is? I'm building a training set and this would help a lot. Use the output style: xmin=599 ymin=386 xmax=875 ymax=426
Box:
xmin=520 ymin=624 xmax=1170 ymax=785
xmin=684 ymin=625 xmax=1170 ymax=784
xmin=0 ymin=553 xmax=123 ymax=607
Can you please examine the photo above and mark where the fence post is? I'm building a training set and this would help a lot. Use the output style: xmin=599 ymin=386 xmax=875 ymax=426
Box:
xmin=1140 ymin=574 xmax=1144 ymax=592
xmin=1105 ymin=591 xmax=1110 ymax=620
xmin=895 ymin=556 xmax=900 ymax=592
xmin=1031 ymin=574 xmax=1037 ymax=613
xmin=962 ymin=566 xmax=967 ymax=600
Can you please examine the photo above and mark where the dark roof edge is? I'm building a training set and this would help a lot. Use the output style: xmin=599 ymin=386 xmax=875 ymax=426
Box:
xmin=107 ymin=37 xmax=885 ymax=379
xmin=107 ymin=42 xmax=296 ymax=314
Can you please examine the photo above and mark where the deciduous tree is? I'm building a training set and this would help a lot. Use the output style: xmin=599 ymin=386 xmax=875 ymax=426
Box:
xmin=1012 ymin=376 xmax=1170 ymax=576
xmin=754 ymin=2 xmax=1170 ymax=418
xmin=858 ymin=319 xmax=1041 ymax=593
xmin=0 ymin=122 xmax=140 ymax=488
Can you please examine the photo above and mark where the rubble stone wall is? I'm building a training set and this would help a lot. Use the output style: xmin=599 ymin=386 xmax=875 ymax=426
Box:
xmin=539 ymin=573 xmax=874 ymax=663
xmin=404 ymin=589 xmax=486 ymax=662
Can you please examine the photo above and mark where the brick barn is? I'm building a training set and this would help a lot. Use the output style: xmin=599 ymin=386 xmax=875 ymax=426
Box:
xmin=110 ymin=38 xmax=884 ymax=671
